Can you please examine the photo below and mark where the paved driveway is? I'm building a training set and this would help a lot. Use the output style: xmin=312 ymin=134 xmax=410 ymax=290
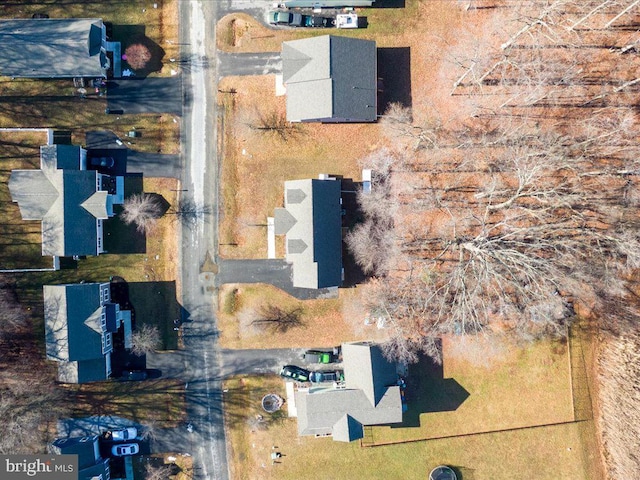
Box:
xmin=217 ymin=51 xmax=281 ymax=79
xmin=107 ymin=78 xmax=183 ymax=115
xmin=127 ymin=151 xmax=181 ymax=179
xmin=216 ymin=259 xmax=339 ymax=300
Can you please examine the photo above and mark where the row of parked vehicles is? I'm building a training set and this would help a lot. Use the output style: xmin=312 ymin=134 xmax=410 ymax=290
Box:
xmin=268 ymin=11 xmax=358 ymax=28
xmin=105 ymin=427 xmax=140 ymax=457
xmin=280 ymin=348 xmax=344 ymax=383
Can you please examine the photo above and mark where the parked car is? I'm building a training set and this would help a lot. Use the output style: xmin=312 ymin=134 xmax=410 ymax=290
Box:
xmin=280 ymin=365 xmax=311 ymax=382
xmin=111 ymin=443 xmax=139 ymax=457
xmin=303 ymin=349 xmax=339 ymax=364
xmin=268 ymin=11 xmax=303 ymax=27
xmin=110 ymin=427 xmax=138 ymax=442
xmin=309 ymin=370 xmax=344 ymax=383
xmin=303 ymin=15 xmax=335 ymax=28
xmin=89 ymin=156 xmax=115 ymax=168
xmin=120 ymin=370 xmax=148 ymax=381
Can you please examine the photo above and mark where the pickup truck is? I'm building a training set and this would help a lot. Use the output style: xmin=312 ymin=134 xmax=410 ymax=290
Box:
xmin=268 ymin=11 xmax=303 ymax=26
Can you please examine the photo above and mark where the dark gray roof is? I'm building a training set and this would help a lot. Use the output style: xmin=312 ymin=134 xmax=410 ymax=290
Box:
xmin=282 ymin=35 xmax=377 ymax=122
xmin=0 ymin=19 xmax=107 ymax=78
xmin=294 ymin=342 xmax=403 ymax=441
xmin=8 ymin=144 xmax=108 ymax=257
xmin=50 ymin=435 xmax=101 ymax=467
xmin=50 ymin=435 xmax=110 ymax=480
xmin=275 ymin=178 xmax=342 ymax=289
xmin=343 ymin=342 xmax=399 ymax=406
xmin=44 ymin=283 xmax=109 ymax=383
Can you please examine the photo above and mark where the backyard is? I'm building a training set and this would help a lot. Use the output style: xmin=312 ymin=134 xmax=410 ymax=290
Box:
xmin=223 ymin=335 xmax=603 ymax=480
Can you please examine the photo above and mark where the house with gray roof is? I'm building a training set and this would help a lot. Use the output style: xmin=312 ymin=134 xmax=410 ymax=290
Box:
xmin=0 ymin=18 xmax=119 ymax=78
xmin=50 ymin=435 xmax=110 ymax=480
xmin=281 ymin=35 xmax=377 ymax=123
xmin=274 ymin=177 xmax=343 ymax=289
xmin=294 ymin=342 xmax=403 ymax=442
xmin=44 ymin=282 xmax=132 ymax=383
xmin=9 ymin=144 xmax=125 ymax=258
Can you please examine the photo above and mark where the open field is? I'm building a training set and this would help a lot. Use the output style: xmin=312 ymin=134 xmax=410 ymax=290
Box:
xmin=223 ymin=338 xmax=601 ymax=480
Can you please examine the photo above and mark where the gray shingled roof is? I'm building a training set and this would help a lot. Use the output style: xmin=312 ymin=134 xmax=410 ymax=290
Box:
xmin=282 ymin=35 xmax=377 ymax=122
xmin=0 ymin=19 xmax=107 ymax=78
xmin=274 ymin=178 xmax=342 ymax=289
xmin=343 ymin=342 xmax=399 ymax=407
xmin=44 ymin=284 xmax=110 ymax=383
xmin=8 ymin=144 xmax=107 ymax=257
xmin=294 ymin=342 xmax=403 ymax=442
xmin=50 ymin=435 xmax=110 ymax=480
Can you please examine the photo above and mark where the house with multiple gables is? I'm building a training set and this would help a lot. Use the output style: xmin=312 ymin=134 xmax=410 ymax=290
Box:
xmin=281 ymin=35 xmax=377 ymax=123
xmin=0 ymin=18 xmax=122 ymax=78
xmin=274 ymin=176 xmax=343 ymax=289
xmin=8 ymin=144 xmax=125 ymax=259
xmin=293 ymin=342 xmax=404 ymax=442
xmin=44 ymin=282 xmax=132 ymax=383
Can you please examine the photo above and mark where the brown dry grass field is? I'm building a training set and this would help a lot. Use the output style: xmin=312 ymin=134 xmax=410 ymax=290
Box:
xmin=223 ymin=336 xmax=602 ymax=480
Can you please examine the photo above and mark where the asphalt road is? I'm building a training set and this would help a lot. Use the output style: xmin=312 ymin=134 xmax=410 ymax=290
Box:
xmin=174 ymin=1 xmax=228 ymax=479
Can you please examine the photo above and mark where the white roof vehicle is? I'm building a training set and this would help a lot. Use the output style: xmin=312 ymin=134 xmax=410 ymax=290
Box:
xmin=110 ymin=427 xmax=138 ymax=442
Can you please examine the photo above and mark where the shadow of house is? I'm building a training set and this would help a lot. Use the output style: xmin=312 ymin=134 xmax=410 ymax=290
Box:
xmin=106 ymin=78 xmax=183 ymax=115
xmin=104 ymin=174 xmax=146 ymax=255
xmin=126 ymin=281 xmax=181 ymax=351
xmin=44 ymin=282 xmax=133 ymax=383
xmin=395 ymin=352 xmax=470 ymax=428
xmin=378 ymin=47 xmax=412 ymax=110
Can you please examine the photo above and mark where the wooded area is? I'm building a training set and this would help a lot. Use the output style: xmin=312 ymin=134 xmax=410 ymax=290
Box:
xmin=347 ymin=1 xmax=640 ymax=474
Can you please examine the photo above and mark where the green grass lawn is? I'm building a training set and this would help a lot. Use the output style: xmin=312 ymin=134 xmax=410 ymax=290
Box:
xmin=223 ymin=338 xmax=600 ymax=480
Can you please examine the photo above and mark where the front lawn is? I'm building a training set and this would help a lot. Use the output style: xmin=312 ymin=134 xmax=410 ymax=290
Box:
xmin=217 ymin=283 xmax=387 ymax=349
xmin=63 ymin=378 xmax=186 ymax=429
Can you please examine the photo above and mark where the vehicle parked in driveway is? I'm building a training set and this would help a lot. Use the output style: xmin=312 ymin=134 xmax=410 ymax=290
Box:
xmin=280 ymin=365 xmax=311 ymax=382
xmin=303 ymin=349 xmax=339 ymax=364
xmin=335 ymin=13 xmax=358 ymax=29
xmin=111 ymin=443 xmax=139 ymax=457
xmin=309 ymin=370 xmax=344 ymax=383
xmin=268 ymin=10 xmax=303 ymax=26
xmin=304 ymin=15 xmax=335 ymax=27
xmin=89 ymin=156 xmax=115 ymax=168
xmin=110 ymin=427 xmax=138 ymax=442
xmin=119 ymin=370 xmax=148 ymax=381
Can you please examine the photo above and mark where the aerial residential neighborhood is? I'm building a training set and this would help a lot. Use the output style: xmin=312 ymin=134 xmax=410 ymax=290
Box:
xmin=0 ymin=1 xmax=639 ymax=480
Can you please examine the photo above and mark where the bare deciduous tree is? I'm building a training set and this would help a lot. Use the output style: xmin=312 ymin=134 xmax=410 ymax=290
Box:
xmin=121 ymin=194 xmax=163 ymax=234
xmin=130 ymin=324 xmax=162 ymax=356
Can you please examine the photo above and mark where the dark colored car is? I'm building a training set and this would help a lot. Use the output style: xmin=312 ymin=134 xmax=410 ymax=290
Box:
xmin=304 ymin=15 xmax=334 ymax=27
xmin=309 ymin=370 xmax=344 ymax=383
xmin=90 ymin=156 xmax=115 ymax=168
xmin=268 ymin=11 xmax=303 ymax=27
xmin=120 ymin=370 xmax=148 ymax=381
xmin=303 ymin=349 xmax=339 ymax=364
xmin=279 ymin=365 xmax=311 ymax=382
